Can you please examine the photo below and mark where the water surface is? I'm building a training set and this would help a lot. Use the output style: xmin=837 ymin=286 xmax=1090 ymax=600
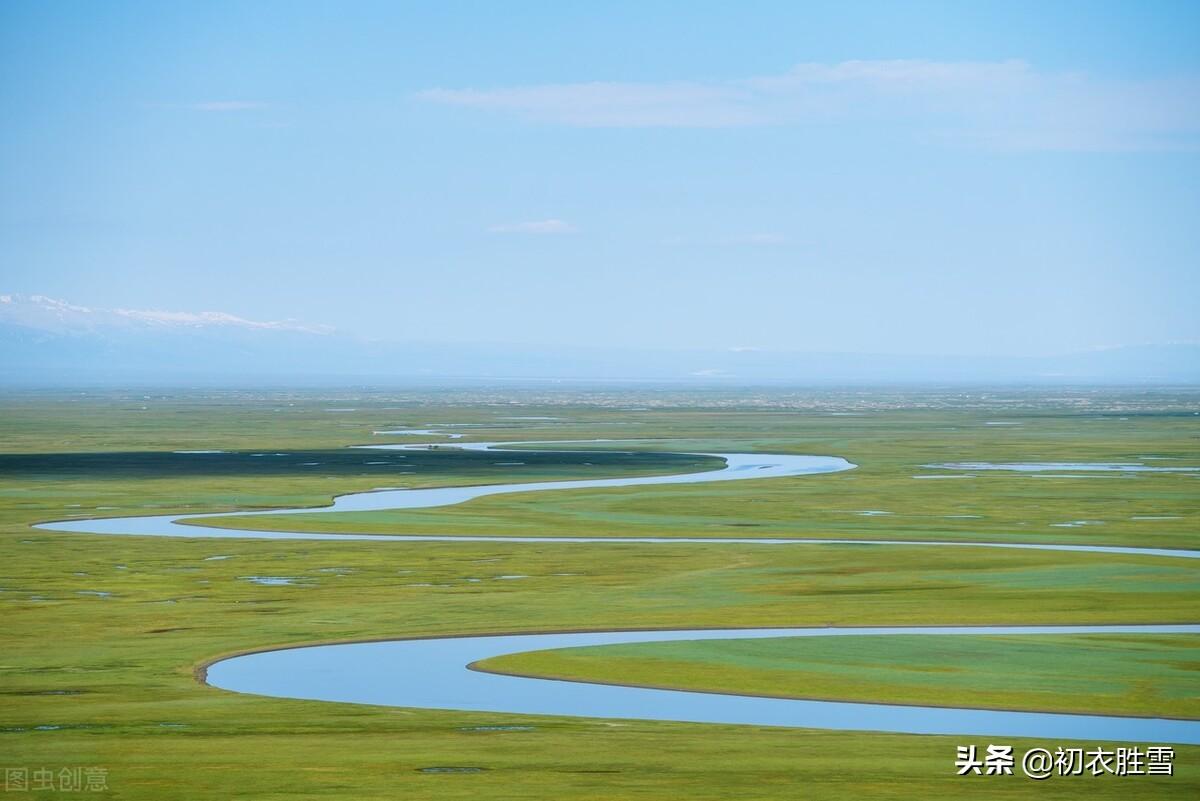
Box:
xmin=35 ymin=438 xmax=1200 ymax=739
xmin=207 ymin=624 xmax=1200 ymax=743
xmin=34 ymin=442 xmax=1200 ymax=559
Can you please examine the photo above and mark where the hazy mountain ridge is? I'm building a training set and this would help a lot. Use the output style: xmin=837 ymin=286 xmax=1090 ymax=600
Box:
xmin=2 ymin=293 xmax=1196 ymax=385
xmin=0 ymin=293 xmax=332 ymax=335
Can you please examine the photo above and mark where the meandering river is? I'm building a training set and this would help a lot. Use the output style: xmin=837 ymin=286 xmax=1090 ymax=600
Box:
xmin=36 ymin=438 xmax=1200 ymax=742
xmin=205 ymin=624 xmax=1200 ymax=744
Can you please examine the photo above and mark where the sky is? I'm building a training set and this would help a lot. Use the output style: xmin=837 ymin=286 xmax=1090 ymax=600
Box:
xmin=2 ymin=0 xmax=1198 ymax=357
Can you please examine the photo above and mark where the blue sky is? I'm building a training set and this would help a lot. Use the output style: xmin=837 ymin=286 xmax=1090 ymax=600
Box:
xmin=2 ymin=1 xmax=1198 ymax=356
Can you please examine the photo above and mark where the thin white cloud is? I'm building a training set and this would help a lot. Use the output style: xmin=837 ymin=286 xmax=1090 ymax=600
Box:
xmin=488 ymin=219 xmax=578 ymax=234
xmin=418 ymin=60 xmax=1200 ymax=151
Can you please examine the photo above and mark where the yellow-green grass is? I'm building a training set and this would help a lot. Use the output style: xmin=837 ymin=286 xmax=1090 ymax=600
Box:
xmin=64 ymin=393 xmax=1190 ymax=550
xmin=0 ymin=448 xmax=720 ymax=530
xmin=6 ymin=391 xmax=1199 ymax=551
xmin=193 ymin=463 xmax=1199 ymax=550
xmin=2 ymin=390 xmax=1199 ymax=799
xmin=4 ymin=534 xmax=1200 ymax=799
xmin=478 ymin=633 xmax=1200 ymax=719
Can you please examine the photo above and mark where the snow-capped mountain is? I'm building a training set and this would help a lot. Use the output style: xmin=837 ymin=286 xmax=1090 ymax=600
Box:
xmin=1 ymin=292 xmax=1196 ymax=385
xmin=0 ymin=293 xmax=332 ymax=335
xmin=0 ymin=293 xmax=355 ymax=381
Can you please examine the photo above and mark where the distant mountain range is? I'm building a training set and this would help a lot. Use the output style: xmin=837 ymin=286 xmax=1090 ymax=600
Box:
xmin=2 ymin=293 xmax=1197 ymax=385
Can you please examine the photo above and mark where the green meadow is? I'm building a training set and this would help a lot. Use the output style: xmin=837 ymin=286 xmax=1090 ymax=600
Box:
xmin=478 ymin=633 xmax=1200 ymax=719
xmin=188 ymin=398 xmax=1200 ymax=550
xmin=1 ymin=388 xmax=1198 ymax=799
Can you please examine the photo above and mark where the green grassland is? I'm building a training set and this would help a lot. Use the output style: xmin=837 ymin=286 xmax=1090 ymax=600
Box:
xmin=1 ymin=388 xmax=1198 ymax=799
xmin=0 ymin=446 xmax=721 ymax=526
xmin=477 ymin=633 xmax=1200 ymax=719
xmin=192 ymin=407 xmax=1200 ymax=551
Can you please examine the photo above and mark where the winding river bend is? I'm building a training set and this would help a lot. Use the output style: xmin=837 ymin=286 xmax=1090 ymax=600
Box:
xmin=36 ymin=439 xmax=1200 ymax=742
xmin=35 ymin=440 xmax=1200 ymax=559
xmin=205 ymin=625 xmax=1200 ymax=744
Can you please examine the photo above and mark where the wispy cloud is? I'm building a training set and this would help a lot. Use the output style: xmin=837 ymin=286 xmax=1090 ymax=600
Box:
xmin=488 ymin=219 xmax=578 ymax=234
xmin=418 ymin=60 xmax=1200 ymax=151
xmin=189 ymin=101 xmax=266 ymax=112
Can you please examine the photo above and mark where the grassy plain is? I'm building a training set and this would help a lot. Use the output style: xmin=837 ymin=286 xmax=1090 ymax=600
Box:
xmin=1 ymin=387 xmax=1198 ymax=799
xmin=185 ymin=398 xmax=1200 ymax=551
xmin=478 ymin=633 xmax=1200 ymax=719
